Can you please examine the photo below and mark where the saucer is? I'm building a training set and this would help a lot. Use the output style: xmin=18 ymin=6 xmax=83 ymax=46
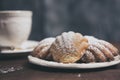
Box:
xmin=0 ymin=40 xmax=39 ymax=54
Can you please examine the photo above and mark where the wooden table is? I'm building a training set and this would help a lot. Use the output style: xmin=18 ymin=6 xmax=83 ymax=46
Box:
xmin=0 ymin=44 xmax=120 ymax=80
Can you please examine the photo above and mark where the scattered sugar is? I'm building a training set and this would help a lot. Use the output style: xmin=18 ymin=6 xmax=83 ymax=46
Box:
xmin=0 ymin=65 xmax=23 ymax=74
xmin=77 ymin=73 xmax=81 ymax=77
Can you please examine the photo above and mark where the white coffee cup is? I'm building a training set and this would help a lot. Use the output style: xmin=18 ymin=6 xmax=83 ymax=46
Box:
xmin=0 ymin=10 xmax=32 ymax=47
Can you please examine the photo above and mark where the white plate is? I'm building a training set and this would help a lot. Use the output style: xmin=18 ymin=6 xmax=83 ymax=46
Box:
xmin=0 ymin=40 xmax=39 ymax=54
xmin=28 ymin=55 xmax=120 ymax=69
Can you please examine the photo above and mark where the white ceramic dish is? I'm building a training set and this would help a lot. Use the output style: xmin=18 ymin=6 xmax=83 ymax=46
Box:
xmin=0 ymin=40 xmax=39 ymax=54
xmin=28 ymin=55 xmax=120 ymax=69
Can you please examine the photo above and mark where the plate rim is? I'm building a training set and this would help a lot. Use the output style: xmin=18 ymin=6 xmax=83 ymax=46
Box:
xmin=0 ymin=40 xmax=39 ymax=54
xmin=28 ymin=55 xmax=120 ymax=69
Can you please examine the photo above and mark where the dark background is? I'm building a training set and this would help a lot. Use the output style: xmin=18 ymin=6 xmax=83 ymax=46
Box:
xmin=0 ymin=0 xmax=120 ymax=42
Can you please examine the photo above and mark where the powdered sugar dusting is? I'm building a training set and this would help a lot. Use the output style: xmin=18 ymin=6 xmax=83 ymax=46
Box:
xmin=62 ymin=32 xmax=74 ymax=49
xmin=39 ymin=37 xmax=55 ymax=46
xmin=84 ymin=36 xmax=117 ymax=54
xmin=54 ymin=31 xmax=77 ymax=54
xmin=61 ymin=31 xmax=75 ymax=53
xmin=85 ymin=36 xmax=110 ymax=53
xmin=84 ymin=36 xmax=98 ymax=44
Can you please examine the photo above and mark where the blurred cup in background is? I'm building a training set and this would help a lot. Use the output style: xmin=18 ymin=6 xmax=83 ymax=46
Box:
xmin=0 ymin=10 xmax=32 ymax=48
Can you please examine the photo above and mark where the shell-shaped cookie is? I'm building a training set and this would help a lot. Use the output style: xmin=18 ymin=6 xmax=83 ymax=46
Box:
xmin=50 ymin=31 xmax=89 ymax=63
